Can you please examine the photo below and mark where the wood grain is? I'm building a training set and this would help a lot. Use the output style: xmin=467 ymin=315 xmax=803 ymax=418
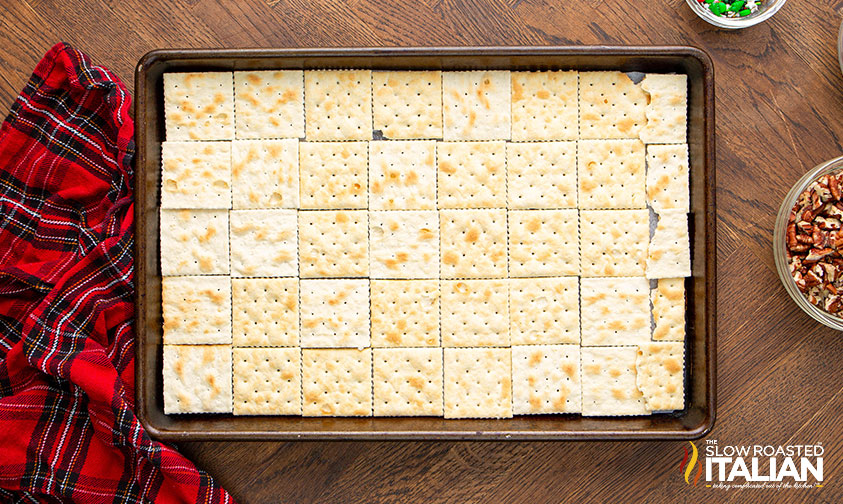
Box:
xmin=2 ymin=0 xmax=842 ymax=502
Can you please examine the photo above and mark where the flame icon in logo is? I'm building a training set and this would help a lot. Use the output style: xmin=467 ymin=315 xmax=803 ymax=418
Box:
xmin=680 ymin=441 xmax=703 ymax=486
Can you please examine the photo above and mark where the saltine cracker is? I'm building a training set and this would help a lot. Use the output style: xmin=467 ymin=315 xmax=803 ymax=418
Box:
xmin=160 ymin=141 xmax=231 ymax=209
xmin=369 ymin=210 xmax=439 ymax=279
xmin=646 ymin=144 xmax=689 ymax=213
xmin=234 ymin=70 xmax=304 ymax=139
xmin=580 ymin=209 xmax=648 ymax=277
xmin=164 ymin=72 xmax=234 ymax=141
xmin=578 ymin=139 xmax=646 ymax=209
xmin=639 ymin=74 xmax=687 ymax=144
xmin=232 ymin=278 xmax=299 ymax=347
xmin=512 ymin=345 xmax=581 ymax=414
xmin=440 ymin=209 xmax=508 ymax=279
xmin=511 ymin=70 xmax=578 ymax=141
xmin=647 ymin=210 xmax=691 ymax=279
xmin=373 ymin=347 xmax=443 ymax=416
xmin=437 ymin=141 xmax=506 ymax=209
xmin=373 ymin=71 xmax=442 ymax=139
xmin=370 ymin=279 xmax=439 ymax=347
xmin=369 ymin=140 xmax=436 ymax=210
xmin=302 ymin=348 xmax=372 ymax=416
xmin=162 ymin=276 xmax=231 ymax=345
xmin=507 ymin=141 xmax=577 ymax=209
xmin=508 ymin=209 xmax=579 ymax=277
xmin=298 ymin=210 xmax=368 ymax=278
xmin=299 ymin=279 xmax=370 ymax=348
xmin=579 ymin=71 xmax=647 ymax=139
xmin=159 ymin=209 xmax=229 ymax=276
xmin=636 ymin=342 xmax=685 ymax=411
xmin=304 ymin=70 xmax=372 ymax=140
xmin=581 ymin=346 xmax=649 ymax=416
xmin=163 ymin=345 xmax=232 ymax=414
xmin=229 ymin=209 xmax=297 ymax=277
xmin=231 ymin=139 xmax=299 ymax=209
xmin=441 ymin=279 xmax=509 ymax=347
xmin=233 ymin=347 xmax=301 ymax=415
xmin=443 ymin=70 xmax=511 ymax=141
xmin=509 ymin=277 xmax=579 ymax=345
xmin=299 ymin=141 xmax=367 ymax=209
xmin=444 ymin=347 xmax=513 ymax=419
xmin=581 ymin=277 xmax=650 ymax=346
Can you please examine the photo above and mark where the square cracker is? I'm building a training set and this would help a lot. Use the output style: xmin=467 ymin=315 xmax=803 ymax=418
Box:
xmin=580 ymin=209 xmax=648 ymax=277
xmin=579 ymin=71 xmax=647 ymax=139
xmin=233 ymin=347 xmax=301 ymax=415
xmin=507 ymin=141 xmax=577 ymax=209
xmin=647 ymin=144 xmax=689 ymax=213
xmin=304 ymin=70 xmax=372 ymax=140
xmin=232 ymin=278 xmax=298 ymax=347
xmin=652 ymin=278 xmax=686 ymax=341
xmin=230 ymin=209 xmax=297 ymax=277
xmin=639 ymin=74 xmax=687 ymax=144
xmin=508 ymin=209 xmax=579 ymax=277
xmin=302 ymin=348 xmax=372 ymax=416
xmin=164 ymin=72 xmax=234 ymax=141
xmin=163 ymin=345 xmax=232 ymax=414
xmin=371 ymin=280 xmax=439 ymax=347
xmin=437 ymin=141 xmax=506 ymax=209
xmin=233 ymin=70 xmax=304 ymax=139
xmin=444 ymin=347 xmax=512 ymax=419
xmin=369 ymin=141 xmax=436 ymax=210
xmin=161 ymin=141 xmax=231 ymax=209
xmin=510 ymin=277 xmax=579 ymax=345
xmin=512 ymin=345 xmax=581 ymax=414
xmin=373 ymin=348 xmax=443 ymax=416
xmin=373 ymin=71 xmax=442 ymax=139
xmin=298 ymin=210 xmax=368 ymax=278
xmin=441 ymin=279 xmax=509 ymax=347
xmin=440 ymin=209 xmax=507 ymax=279
xmin=511 ymin=71 xmax=578 ymax=141
xmin=231 ymin=139 xmax=299 ymax=209
xmin=581 ymin=346 xmax=649 ymax=416
xmin=370 ymin=211 xmax=439 ymax=279
xmin=162 ymin=276 xmax=231 ymax=345
xmin=443 ymin=71 xmax=510 ymax=141
xmin=636 ymin=342 xmax=685 ymax=411
xmin=581 ymin=277 xmax=650 ymax=346
xmin=647 ymin=210 xmax=691 ymax=279
xmin=299 ymin=279 xmax=369 ymax=348
xmin=299 ymin=141 xmax=367 ymax=209
xmin=578 ymin=139 xmax=646 ymax=209
xmin=159 ymin=209 xmax=229 ymax=276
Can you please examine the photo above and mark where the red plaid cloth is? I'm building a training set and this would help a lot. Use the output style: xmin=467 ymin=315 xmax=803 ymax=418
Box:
xmin=0 ymin=43 xmax=234 ymax=503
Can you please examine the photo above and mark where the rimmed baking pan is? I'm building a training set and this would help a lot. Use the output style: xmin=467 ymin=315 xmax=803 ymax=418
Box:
xmin=134 ymin=46 xmax=716 ymax=440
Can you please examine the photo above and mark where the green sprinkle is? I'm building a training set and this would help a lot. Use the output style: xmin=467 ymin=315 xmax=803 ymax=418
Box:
xmin=730 ymin=0 xmax=746 ymax=11
xmin=710 ymin=2 xmax=728 ymax=14
xmin=738 ymin=8 xmax=751 ymax=16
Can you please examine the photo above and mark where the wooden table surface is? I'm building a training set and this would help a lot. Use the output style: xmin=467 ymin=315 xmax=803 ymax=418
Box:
xmin=3 ymin=0 xmax=842 ymax=502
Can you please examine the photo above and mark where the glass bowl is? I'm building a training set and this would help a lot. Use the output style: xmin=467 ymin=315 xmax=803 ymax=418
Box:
xmin=774 ymin=155 xmax=843 ymax=330
xmin=837 ymin=19 xmax=843 ymax=75
xmin=686 ymin=0 xmax=787 ymax=29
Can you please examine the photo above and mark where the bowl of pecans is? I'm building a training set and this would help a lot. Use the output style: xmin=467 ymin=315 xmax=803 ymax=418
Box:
xmin=775 ymin=156 xmax=843 ymax=329
xmin=686 ymin=0 xmax=787 ymax=29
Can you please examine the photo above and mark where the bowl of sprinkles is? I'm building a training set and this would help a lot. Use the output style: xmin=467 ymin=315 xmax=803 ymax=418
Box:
xmin=686 ymin=0 xmax=787 ymax=29
xmin=775 ymin=156 xmax=843 ymax=330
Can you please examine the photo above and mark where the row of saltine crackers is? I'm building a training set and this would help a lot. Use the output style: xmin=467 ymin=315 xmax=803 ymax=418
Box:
xmin=160 ymin=139 xmax=687 ymax=212
xmin=163 ymin=70 xmax=686 ymax=142
xmin=162 ymin=277 xmax=686 ymax=347
xmin=162 ymin=343 xmax=685 ymax=417
xmin=158 ymin=206 xmax=690 ymax=279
